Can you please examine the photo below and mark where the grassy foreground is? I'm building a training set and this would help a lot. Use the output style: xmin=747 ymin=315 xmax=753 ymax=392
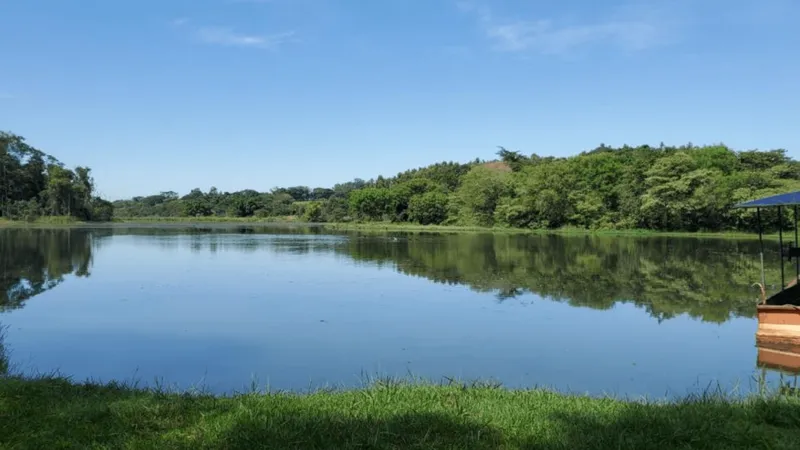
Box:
xmin=1 ymin=375 xmax=799 ymax=449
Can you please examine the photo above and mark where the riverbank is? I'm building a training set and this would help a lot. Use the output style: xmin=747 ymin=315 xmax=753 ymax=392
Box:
xmin=0 ymin=217 xmax=779 ymax=240
xmin=0 ymin=216 xmax=86 ymax=227
xmin=0 ymin=216 xmax=299 ymax=228
xmin=116 ymin=216 xmax=300 ymax=223
xmin=1 ymin=375 xmax=798 ymax=449
xmin=320 ymin=222 xmax=778 ymax=239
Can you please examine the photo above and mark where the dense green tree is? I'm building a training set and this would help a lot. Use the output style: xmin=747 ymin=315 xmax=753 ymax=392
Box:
xmin=349 ymin=188 xmax=395 ymax=221
xmin=21 ymin=153 xmax=47 ymax=201
xmin=6 ymin=199 xmax=43 ymax=222
xmin=0 ymin=132 xmax=111 ymax=221
xmin=230 ymin=196 xmax=260 ymax=217
xmin=266 ymin=192 xmax=295 ymax=216
xmin=44 ymin=165 xmax=75 ymax=216
xmin=301 ymin=201 xmax=324 ymax=222
xmin=183 ymin=199 xmax=213 ymax=217
xmin=90 ymin=198 xmax=114 ymax=222
xmin=496 ymin=146 xmax=528 ymax=172
xmin=271 ymin=186 xmax=314 ymax=202
xmin=393 ymin=161 xmax=473 ymax=192
xmin=109 ymin=141 xmax=800 ymax=233
xmin=182 ymin=188 xmax=205 ymax=200
xmin=408 ymin=191 xmax=449 ymax=225
xmin=311 ymin=188 xmax=334 ymax=201
xmin=319 ymin=197 xmax=350 ymax=222
xmin=451 ymin=165 xmax=511 ymax=226
xmin=388 ymin=178 xmax=438 ymax=221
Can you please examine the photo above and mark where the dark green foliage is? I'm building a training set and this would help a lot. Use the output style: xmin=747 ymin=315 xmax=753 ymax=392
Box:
xmin=348 ymin=187 xmax=396 ymax=221
xmin=90 ymin=198 xmax=115 ymax=222
xmin=229 ymin=194 xmax=262 ymax=218
xmin=311 ymin=187 xmax=334 ymax=200
xmin=452 ymin=165 xmax=511 ymax=226
xmin=393 ymin=161 xmax=474 ymax=192
xmin=0 ymin=131 xmax=113 ymax=221
xmin=408 ymin=191 xmax=449 ymax=225
xmin=183 ymin=199 xmax=213 ymax=217
xmin=301 ymin=201 xmax=324 ymax=222
xmin=274 ymin=186 xmax=311 ymax=202
xmin=5 ymin=199 xmax=43 ymax=222
xmin=388 ymin=178 xmax=438 ymax=221
xmin=319 ymin=197 xmax=350 ymax=222
xmin=496 ymin=146 xmax=528 ymax=172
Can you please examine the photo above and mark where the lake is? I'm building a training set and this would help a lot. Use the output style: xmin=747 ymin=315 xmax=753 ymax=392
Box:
xmin=0 ymin=226 xmax=793 ymax=398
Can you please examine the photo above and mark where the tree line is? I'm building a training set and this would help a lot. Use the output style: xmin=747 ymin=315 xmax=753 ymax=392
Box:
xmin=0 ymin=131 xmax=113 ymax=221
xmin=113 ymin=143 xmax=799 ymax=232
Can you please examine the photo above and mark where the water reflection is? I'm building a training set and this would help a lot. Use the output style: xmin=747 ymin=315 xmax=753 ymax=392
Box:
xmin=0 ymin=226 xmax=789 ymax=396
xmin=333 ymin=233 xmax=779 ymax=324
xmin=0 ymin=229 xmax=103 ymax=312
xmin=756 ymin=347 xmax=800 ymax=396
xmin=1 ymin=227 xmax=779 ymax=323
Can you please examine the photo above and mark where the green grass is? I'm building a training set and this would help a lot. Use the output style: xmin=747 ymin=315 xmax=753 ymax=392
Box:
xmin=0 ymin=216 xmax=301 ymax=228
xmin=0 ymin=216 xmax=779 ymax=240
xmin=1 ymin=375 xmax=799 ymax=449
xmin=115 ymin=216 xmax=300 ymax=223
xmin=0 ymin=216 xmax=87 ymax=227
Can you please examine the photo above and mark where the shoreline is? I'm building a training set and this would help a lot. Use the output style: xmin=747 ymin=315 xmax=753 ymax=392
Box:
xmin=1 ymin=373 xmax=798 ymax=448
xmin=0 ymin=217 xmax=776 ymax=240
xmin=318 ymin=222 xmax=775 ymax=240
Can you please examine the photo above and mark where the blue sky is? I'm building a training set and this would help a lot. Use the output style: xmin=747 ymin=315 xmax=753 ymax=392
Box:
xmin=1 ymin=0 xmax=799 ymax=200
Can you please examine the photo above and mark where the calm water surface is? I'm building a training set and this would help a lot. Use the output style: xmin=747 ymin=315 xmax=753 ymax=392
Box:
xmin=0 ymin=226 xmax=792 ymax=397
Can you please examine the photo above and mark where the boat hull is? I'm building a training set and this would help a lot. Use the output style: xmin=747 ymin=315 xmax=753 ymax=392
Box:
xmin=758 ymin=345 xmax=800 ymax=373
xmin=756 ymin=305 xmax=800 ymax=348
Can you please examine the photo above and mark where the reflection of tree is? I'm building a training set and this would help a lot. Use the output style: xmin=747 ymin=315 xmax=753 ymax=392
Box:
xmin=1 ymin=226 xmax=777 ymax=324
xmin=335 ymin=234 xmax=777 ymax=323
xmin=0 ymin=229 xmax=96 ymax=311
xmin=0 ymin=329 xmax=7 ymax=376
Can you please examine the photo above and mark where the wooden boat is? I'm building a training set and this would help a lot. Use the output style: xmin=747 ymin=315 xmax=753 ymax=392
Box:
xmin=735 ymin=192 xmax=800 ymax=349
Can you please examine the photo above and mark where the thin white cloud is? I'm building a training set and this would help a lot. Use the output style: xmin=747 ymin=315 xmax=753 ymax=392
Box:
xmin=171 ymin=18 xmax=295 ymax=50
xmin=458 ymin=1 xmax=673 ymax=55
xmin=171 ymin=17 xmax=190 ymax=27
xmin=195 ymin=27 xmax=295 ymax=49
xmin=487 ymin=20 xmax=662 ymax=54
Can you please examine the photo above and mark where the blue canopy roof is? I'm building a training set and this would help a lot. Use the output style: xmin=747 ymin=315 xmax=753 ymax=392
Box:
xmin=735 ymin=191 xmax=800 ymax=208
